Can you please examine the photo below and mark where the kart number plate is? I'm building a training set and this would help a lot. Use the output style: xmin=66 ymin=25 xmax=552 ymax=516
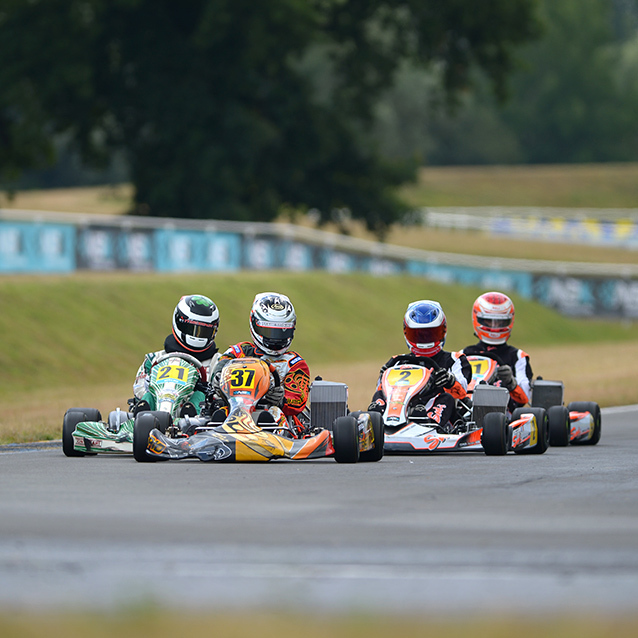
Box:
xmin=386 ymin=368 xmax=426 ymax=387
xmin=228 ymin=368 xmax=256 ymax=389
xmin=156 ymin=365 xmax=190 ymax=384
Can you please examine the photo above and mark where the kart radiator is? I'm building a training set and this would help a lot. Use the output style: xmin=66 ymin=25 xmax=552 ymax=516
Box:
xmin=472 ymin=385 xmax=510 ymax=427
xmin=310 ymin=380 xmax=348 ymax=430
xmin=531 ymin=379 xmax=564 ymax=409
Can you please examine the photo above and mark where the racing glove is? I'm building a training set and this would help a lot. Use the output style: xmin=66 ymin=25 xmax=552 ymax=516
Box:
xmin=263 ymin=384 xmax=285 ymax=407
xmin=367 ymin=399 xmax=386 ymax=414
xmin=496 ymin=365 xmax=517 ymax=391
xmin=431 ymin=368 xmax=455 ymax=391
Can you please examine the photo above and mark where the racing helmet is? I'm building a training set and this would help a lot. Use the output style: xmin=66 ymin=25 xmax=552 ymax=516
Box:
xmin=172 ymin=294 xmax=220 ymax=352
xmin=472 ymin=291 xmax=515 ymax=345
xmin=250 ymin=292 xmax=296 ymax=355
xmin=403 ymin=300 xmax=447 ymax=357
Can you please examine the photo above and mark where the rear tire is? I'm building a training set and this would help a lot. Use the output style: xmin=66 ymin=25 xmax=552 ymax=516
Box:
xmin=62 ymin=408 xmax=102 ymax=457
xmin=359 ymin=412 xmax=384 ymax=462
xmin=513 ymin=407 xmax=549 ymax=455
xmin=567 ymin=401 xmax=601 ymax=445
xmin=332 ymin=416 xmax=360 ymax=463
xmin=481 ymin=412 xmax=509 ymax=456
xmin=547 ymin=405 xmax=570 ymax=447
xmin=133 ymin=411 xmax=171 ymax=463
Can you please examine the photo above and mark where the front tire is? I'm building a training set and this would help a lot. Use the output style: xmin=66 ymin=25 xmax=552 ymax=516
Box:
xmin=332 ymin=416 xmax=360 ymax=463
xmin=513 ymin=407 xmax=549 ymax=455
xmin=567 ymin=401 xmax=601 ymax=445
xmin=359 ymin=412 xmax=384 ymax=462
xmin=547 ymin=405 xmax=570 ymax=447
xmin=62 ymin=408 xmax=102 ymax=457
xmin=481 ymin=412 xmax=509 ymax=456
xmin=133 ymin=411 xmax=171 ymax=463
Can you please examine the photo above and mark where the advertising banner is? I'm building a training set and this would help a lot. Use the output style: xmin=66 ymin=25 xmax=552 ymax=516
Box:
xmin=0 ymin=222 xmax=75 ymax=273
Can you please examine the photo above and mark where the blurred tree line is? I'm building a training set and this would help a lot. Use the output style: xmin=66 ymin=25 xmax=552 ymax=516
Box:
xmin=0 ymin=0 xmax=539 ymax=233
xmin=2 ymin=1 xmax=635 ymax=232
xmin=376 ymin=0 xmax=638 ymax=165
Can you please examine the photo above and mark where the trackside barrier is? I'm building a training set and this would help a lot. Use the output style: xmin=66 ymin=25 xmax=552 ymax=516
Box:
xmin=422 ymin=207 xmax=638 ymax=249
xmin=2 ymin=208 xmax=637 ymax=319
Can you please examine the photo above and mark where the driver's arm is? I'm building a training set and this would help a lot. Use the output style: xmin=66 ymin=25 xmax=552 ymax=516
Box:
xmin=446 ymin=353 xmax=471 ymax=400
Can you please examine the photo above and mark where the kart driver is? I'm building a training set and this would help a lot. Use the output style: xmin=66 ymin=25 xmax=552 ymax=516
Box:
xmin=368 ymin=299 xmax=471 ymax=432
xmin=210 ymin=291 xmax=311 ymax=432
xmin=461 ymin=291 xmax=533 ymax=411
xmin=132 ymin=294 xmax=221 ymax=416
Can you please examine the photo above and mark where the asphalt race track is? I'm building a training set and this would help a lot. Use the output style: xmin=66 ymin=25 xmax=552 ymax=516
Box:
xmin=1 ymin=406 xmax=637 ymax=616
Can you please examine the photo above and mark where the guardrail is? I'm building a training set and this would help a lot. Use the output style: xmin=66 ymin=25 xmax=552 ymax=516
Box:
xmin=2 ymin=208 xmax=637 ymax=319
xmin=422 ymin=207 xmax=638 ymax=249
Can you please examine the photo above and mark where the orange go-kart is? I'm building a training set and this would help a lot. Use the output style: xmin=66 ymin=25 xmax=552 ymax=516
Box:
xmin=133 ymin=357 xmax=383 ymax=463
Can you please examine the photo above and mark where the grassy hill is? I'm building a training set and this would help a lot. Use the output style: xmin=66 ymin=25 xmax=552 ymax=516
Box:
xmin=1 ymin=271 xmax=637 ymax=443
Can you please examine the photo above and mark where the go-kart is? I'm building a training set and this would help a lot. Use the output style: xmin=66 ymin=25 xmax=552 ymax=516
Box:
xmin=134 ymin=357 xmax=384 ymax=463
xmin=531 ymin=379 xmax=601 ymax=446
xmin=376 ymin=355 xmax=548 ymax=455
xmin=62 ymin=352 xmax=208 ymax=457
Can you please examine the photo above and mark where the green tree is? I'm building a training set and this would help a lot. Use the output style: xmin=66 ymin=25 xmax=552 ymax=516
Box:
xmin=502 ymin=0 xmax=638 ymax=163
xmin=0 ymin=0 xmax=539 ymax=234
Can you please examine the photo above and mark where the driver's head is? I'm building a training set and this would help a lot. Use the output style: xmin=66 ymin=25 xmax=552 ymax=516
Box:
xmin=249 ymin=292 xmax=296 ymax=355
xmin=403 ymin=300 xmax=447 ymax=356
xmin=472 ymin=292 xmax=514 ymax=345
xmin=172 ymin=294 xmax=220 ymax=352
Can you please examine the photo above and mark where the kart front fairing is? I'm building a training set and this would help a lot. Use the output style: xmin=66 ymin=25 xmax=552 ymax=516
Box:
xmin=70 ymin=353 xmax=204 ymax=455
xmin=384 ymin=421 xmax=483 ymax=453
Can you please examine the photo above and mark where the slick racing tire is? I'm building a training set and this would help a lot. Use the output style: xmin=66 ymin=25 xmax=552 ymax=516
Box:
xmin=567 ymin=401 xmax=601 ymax=445
xmin=547 ymin=405 xmax=570 ymax=447
xmin=512 ymin=406 xmax=549 ymax=455
xmin=481 ymin=412 xmax=509 ymax=456
xmin=133 ymin=411 xmax=171 ymax=463
xmin=358 ymin=411 xmax=384 ymax=462
xmin=62 ymin=408 xmax=102 ymax=457
xmin=332 ymin=416 xmax=360 ymax=463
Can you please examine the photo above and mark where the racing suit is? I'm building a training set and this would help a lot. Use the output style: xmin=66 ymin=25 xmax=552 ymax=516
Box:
xmin=211 ymin=341 xmax=311 ymax=426
xmin=369 ymin=350 xmax=471 ymax=429
xmin=461 ymin=341 xmax=532 ymax=411
xmin=133 ymin=333 xmax=220 ymax=413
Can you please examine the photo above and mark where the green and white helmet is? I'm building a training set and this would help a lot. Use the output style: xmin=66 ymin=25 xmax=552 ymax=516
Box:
xmin=172 ymin=294 xmax=220 ymax=352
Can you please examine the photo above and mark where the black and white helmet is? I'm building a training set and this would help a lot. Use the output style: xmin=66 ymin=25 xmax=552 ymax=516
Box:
xmin=249 ymin=292 xmax=296 ymax=355
xmin=172 ymin=294 xmax=220 ymax=352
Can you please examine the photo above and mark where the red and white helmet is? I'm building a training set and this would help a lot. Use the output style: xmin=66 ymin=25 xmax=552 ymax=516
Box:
xmin=472 ymin=292 xmax=515 ymax=345
xmin=403 ymin=300 xmax=447 ymax=357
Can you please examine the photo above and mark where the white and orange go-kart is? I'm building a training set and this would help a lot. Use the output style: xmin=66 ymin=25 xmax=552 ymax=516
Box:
xmin=377 ymin=355 xmax=549 ymax=455
xmin=530 ymin=378 xmax=601 ymax=447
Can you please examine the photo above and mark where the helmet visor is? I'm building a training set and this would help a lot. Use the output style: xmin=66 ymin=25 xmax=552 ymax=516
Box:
xmin=254 ymin=323 xmax=295 ymax=343
xmin=477 ymin=316 xmax=512 ymax=330
xmin=178 ymin=318 xmax=216 ymax=341
xmin=404 ymin=323 xmax=446 ymax=346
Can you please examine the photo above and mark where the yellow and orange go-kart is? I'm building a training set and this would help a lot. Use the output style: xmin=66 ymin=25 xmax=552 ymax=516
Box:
xmin=133 ymin=357 xmax=384 ymax=463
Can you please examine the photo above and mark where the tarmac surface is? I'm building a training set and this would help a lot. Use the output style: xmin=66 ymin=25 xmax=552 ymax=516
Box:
xmin=1 ymin=405 xmax=637 ymax=614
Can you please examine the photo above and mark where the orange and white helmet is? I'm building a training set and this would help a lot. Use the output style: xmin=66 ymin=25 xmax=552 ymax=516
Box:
xmin=472 ymin=292 xmax=514 ymax=345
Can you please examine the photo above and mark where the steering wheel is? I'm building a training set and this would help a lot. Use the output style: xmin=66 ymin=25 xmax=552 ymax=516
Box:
xmin=465 ymin=350 xmax=505 ymax=366
xmin=385 ymin=354 xmax=441 ymax=372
